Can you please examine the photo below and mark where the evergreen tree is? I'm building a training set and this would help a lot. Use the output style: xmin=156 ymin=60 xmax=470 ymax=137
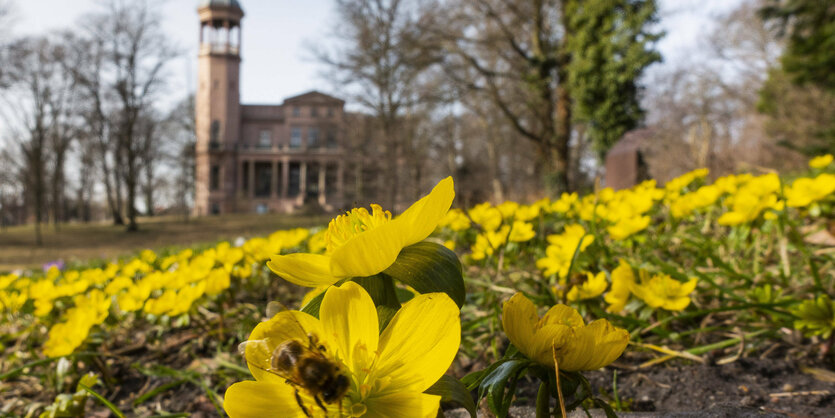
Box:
xmin=566 ymin=0 xmax=663 ymax=160
xmin=760 ymin=0 xmax=835 ymax=93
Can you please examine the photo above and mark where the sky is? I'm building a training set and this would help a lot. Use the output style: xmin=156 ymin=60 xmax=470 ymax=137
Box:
xmin=8 ymin=0 xmax=745 ymax=109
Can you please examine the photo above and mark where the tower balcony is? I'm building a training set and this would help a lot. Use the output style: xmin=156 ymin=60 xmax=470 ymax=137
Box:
xmin=200 ymin=43 xmax=240 ymax=56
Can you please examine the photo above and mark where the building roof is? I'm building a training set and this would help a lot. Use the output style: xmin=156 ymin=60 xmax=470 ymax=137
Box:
xmin=198 ymin=0 xmax=242 ymax=10
xmin=283 ymin=90 xmax=345 ymax=105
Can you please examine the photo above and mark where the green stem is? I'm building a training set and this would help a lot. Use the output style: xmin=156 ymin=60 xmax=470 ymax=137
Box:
xmin=536 ymin=380 xmax=550 ymax=418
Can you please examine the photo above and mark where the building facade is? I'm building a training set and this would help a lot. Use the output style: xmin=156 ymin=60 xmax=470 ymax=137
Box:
xmin=194 ymin=0 xmax=347 ymax=216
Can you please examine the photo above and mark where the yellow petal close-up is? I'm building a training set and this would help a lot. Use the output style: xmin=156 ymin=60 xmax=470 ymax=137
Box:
xmin=362 ymin=391 xmax=442 ymax=418
xmin=223 ymin=381 xmax=312 ymax=418
xmin=538 ymin=303 xmax=584 ymax=328
xmin=395 ymin=176 xmax=456 ymax=247
xmin=266 ymin=253 xmax=337 ymax=287
xmin=530 ymin=324 xmax=572 ymax=365
xmin=555 ymin=319 xmax=629 ymax=371
xmin=319 ymin=281 xmax=379 ymax=372
xmin=329 ymin=220 xmax=406 ymax=278
xmin=376 ymin=292 xmax=461 ymax=392
xmin=501 ymin=293 xmax=539 ymax=353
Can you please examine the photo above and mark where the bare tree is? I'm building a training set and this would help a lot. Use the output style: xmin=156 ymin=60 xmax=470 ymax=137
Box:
xmin=2 ymin=37 xmax=76 ymax=244
xmin=83 ymin=0 xmax=176 ymax=231
xmin=315 ymin=0 xmax=441 ymax=210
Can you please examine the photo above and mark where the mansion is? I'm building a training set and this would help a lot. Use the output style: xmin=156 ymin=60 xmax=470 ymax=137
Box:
xmin=194 ymin=0 xmax=348 ymax=215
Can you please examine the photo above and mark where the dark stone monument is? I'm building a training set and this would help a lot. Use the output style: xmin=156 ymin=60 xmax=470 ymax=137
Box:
xmin=605 ymin=128 xmax=653 ymax=190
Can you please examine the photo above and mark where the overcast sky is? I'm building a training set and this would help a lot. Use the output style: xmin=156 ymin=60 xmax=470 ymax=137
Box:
xmin=9 ymin=0 xmax=744 ymax=109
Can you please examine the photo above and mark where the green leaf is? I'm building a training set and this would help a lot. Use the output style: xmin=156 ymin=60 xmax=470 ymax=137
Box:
xmin=425 ymin=375 xmax=477 ymax=418
xmin=352 ymin=275 xmax=402 ymax=331
xmin=384 ymin=241 xmax=466 ymax=307
xmin=300 ymin=290 xmax=326 ymax=318
xmin=593 ymin=397 xmax=619 ymax=418
xmin=477 ymin=359 xmax=530 ymax=418
xmin=78 ymin=383 xmax=126 ymax=418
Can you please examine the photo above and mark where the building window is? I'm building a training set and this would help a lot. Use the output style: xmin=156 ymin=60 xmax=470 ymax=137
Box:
xmin=210 ymin=120 xmax=221 ymax=147
xmin=211 ymin=202 xmax=221 ymax=215
xmin=306 ymin=163 xmax=320 ymax=198
xmin=326 ymin=163 xmax=339 ymax=197
xmin=327 ymin=107 xmax=334 ymax=117
xmin=288 ymin=162 xmax=301 ymax=197
xmin=290 ymin=127 xmax=302 ymax=148
xmin=311 ymin=106 xmax=319 ymax=117
xmin=210 ymin=165 xmax=220 ymax=191
xmin=242 ymin=161 xmax=249 ymax=192
xmin=326 ymin=130 xmax=337 ymax=148
xmin=293 ymin=106 xmax=301 ymax=117
xmin=258 ymin=129 xmax=271 ymax=149
xmin=276 ymin=162 xmax=283 ymax=196
xmin=308 ymin=128 xmax=320 ymax=149
xmin=254 ymin=162 xmax=272 ymax=197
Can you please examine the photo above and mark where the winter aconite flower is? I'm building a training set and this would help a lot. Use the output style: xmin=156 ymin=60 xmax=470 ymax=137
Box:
xmin=224 ymin=282 xmax=461 ymax=417
xmin=604 ymin=260 xmax=634 ymax=313
xmin=566 ymin=272 xmax=607 ymax=302
xmin=267 ymin=177 xmax=455 ymax=287
xmin=502 ymin=293 xmax=628 ymax=371
xmin=809 ymin=154 xmax=833 ymax=169
xmin=630 ymin=274 xmax=697 ymax=312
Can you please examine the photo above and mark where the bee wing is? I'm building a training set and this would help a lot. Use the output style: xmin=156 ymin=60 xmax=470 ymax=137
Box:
xmin=238 ymin=338 xmax=274 ymax=372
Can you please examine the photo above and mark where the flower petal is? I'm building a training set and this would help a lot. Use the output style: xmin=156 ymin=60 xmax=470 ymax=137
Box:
xmin=395 ymin=176 xmax=455 ymax=246
xmin=267 ymin=253 xmax=338 ymax=287
xmin=364 ymin=391 xmax=441 ymax=418
xmin=531 ymin=324 xmax=572 ymax=366
xmin=329 ymin=221 xmax=405 ymax=278
xmin=376 ymin=292 xmax=460 ymax=392
xmin=320 ymin=282 xmax=379 ymax=374
xmin=502 ymin=293 xmax=539 ymax=358
xmin=245 ymin=310 xmax=323 ymax=383
xmin=557 ymin=319 xmax=628 ymax=371
xmin=223 ymin=381 xmax=306 ymax=418
xmin=538 ymin=303 xmax=584 ymax=328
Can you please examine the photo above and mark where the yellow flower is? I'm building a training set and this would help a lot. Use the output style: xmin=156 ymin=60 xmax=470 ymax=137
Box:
xmin=536 ymin=224 xmax=593 ymax=278
xmin=630 ymin=274 xmax=697 ymax=311
xmin=468 ymin=202 xmax=503 ymax=231
xmin=604 ymin=260 xmax=634 ymax=313
xmin=224 ymin=282 xmax=460 ymax=418
xmin=809 ymin=154 xmax=833 ymax=169
xmin=607 ymin=216 xmax=650 ymax=241
xmin=267 ymin=177 xmax=454 ymax=287
xmin=470 ymin=225 xmax=510 ymax=260
xmin=550 ymin=192 xmax=578 ymax=213
xmin=502 ymin=293 xmax=628 ymax=371
xmin=784 ymin=174 xmax=835 ymax=208
xmin=437 ymin=208 xmax=471 ymax=232
xmin=566 ymin=272 xmax=607 ymax=302
xmin=508 ymin=221 xmax=535 ymax=242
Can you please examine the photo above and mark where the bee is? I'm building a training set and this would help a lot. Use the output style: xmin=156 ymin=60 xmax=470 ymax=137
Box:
xmin=239 ymin=302 xmax=350 ymax=417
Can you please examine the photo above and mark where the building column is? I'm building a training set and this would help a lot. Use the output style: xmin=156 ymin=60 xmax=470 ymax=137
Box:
xmin=281 ymin=158 xmax=289 ymax=198
xmin=299 ymin=162 xmax=307 ymax=198
xmin=224 ymin=20 xmax=230 ymax=53
xmin=271 ymin=160 xmax=278 ymax=198
xmin=318 ymin=160 xmax=327 ymax=205
xmin=248 ymin=159 xmax=255 ymax=198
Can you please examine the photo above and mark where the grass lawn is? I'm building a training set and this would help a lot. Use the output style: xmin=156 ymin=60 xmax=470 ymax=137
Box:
xmin=0 ymin=213 xmax=331 ymax=271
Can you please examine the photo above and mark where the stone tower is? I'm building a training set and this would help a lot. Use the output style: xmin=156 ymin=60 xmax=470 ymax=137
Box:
xmin=194 ymin=0 xmax=244 ymax=215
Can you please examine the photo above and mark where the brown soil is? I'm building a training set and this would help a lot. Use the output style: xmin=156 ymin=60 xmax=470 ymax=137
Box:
xmin=585 ymin=357 xmax=835 ymax=417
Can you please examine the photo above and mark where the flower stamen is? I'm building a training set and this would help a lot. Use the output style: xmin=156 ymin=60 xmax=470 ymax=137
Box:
xmin=325 ymin=204 xmax=392 ymax=253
